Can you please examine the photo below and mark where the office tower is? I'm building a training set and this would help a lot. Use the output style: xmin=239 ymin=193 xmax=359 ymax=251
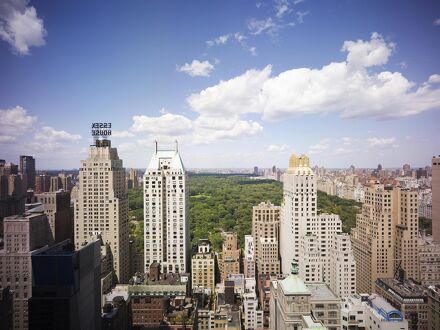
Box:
xmin=0 ymin=173 xmax=26 ymax=233
xmin=218 ymin=232 xmax=241 ymax=282
xmin=427 ymin=286 xmax=440 ymax=330
xmin=19 ymin=156 xmax=35 ymax=190
xmin=143 ymin=142 xmax=189 ymax=274
xmin=351 ymin=183 xmax=419 ymax=294
xmin=244 ymin=235 xmax=255 ymax=278
xmin=58 ymin=173 xmax=73 ymax=192
xmin=35 ymin=173 xmax=51 ymax=193
xmin=0 ymin=288 xmax=13 ymax=330
xmin=0 ymin=213 xmax=53 ymax=330
xmin=280 ymin=154 xmax=316 ymax=274
xmin=49 ymin=176 xmax=62 ymax=192
xmin=329 ymin=233 xmax=356 ymax=298
xmin=0 ymin=162 xmax=18 ymax=176
xmin=28 ymin=239 xmax=101 ymax=330
xmin=433 ymin=156 xmax=440 ymax=242
xmin=74 ymin=138 xmax=130 ymax=283
xmin=191 ymin=239 xmax=215 ymax=294
xmin=35 ymin=190 xmax=73 ymax=243
xmin=252 ymin=201 xmax=281 ymax=275
xmin=253 ymin=166 xmax=259 ymax=175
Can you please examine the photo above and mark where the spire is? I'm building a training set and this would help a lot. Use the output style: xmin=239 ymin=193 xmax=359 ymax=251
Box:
xmin=175 ymin=140 xmax=178 ymax=153
xmin=154 ymin=140 xmax=158 ymax=154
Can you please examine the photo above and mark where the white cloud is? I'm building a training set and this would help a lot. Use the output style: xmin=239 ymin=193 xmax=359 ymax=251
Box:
xmin=275 ymin=0 xmax=291 ymax=18
xmin=309 ymin=139 xmax=330 ymax=154
xmin=177 ymin=60 xmax=214 ymax=77
xmin=335 ymin=147 xmax=352 ymax=155
xmin=296 ymin=11 xmax=309 ymax=24
xmin=0 ymin=106 xmax=36 ymax=138
xmin=0 ymin=135 xmax=16 ymax=143
xmin=0 ymin=0 xmax=46 ymax=55
xmin=112 ymin=130 xmax=135 ymax=138
xmin=187 ymin=33 xmax=440 ymax=121
xmin=234 ymin=32 xmax=246 ymax=43
xmin=434 ymin=18 xmax=440 ymax=26
xmin=247 ymin=17 xmax=279 ymax=35
xmin=131 ymin=113 xmax=193 ymax=136
xmin=342 ymin=137 xmax=352 ymax=145
xmin=249 ymin=46 xmax=257 ymax=56
xmin=35 ymin=126 xmax=82 ymax=142
xmin=267 ymin=144 xmax=290 ymax=152
xmin=206 ymin=34 xmax=230 ymax=47
xmin=428 ymin=74 xmax=440 ymax=84
xmin=367 ymin=137 xmax=396 ymax=147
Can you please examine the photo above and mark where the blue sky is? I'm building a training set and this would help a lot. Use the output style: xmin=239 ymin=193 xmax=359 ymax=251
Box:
xmin=1 ymin=0 xmax=440 ymax=169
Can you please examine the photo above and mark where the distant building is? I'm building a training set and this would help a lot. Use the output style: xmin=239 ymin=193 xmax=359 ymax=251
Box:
xmin=28 ymin=239 xmax=101 ymax=330
xmin=375 ymin=278 xmax=428 ymax=330
xmin=433 ymin=155 xmax=440 ymax=242
xmin=143 ymin=141 xmax=189 ymax=274
xmin=218 ymin=232 xmax=241 ymax=283
xmin=252 ymin=201 xmax=281 ymax=275
xmin=191 ymin=239 xmax=215 ymax=294
xmin=129 ymin=168 xmax=138 ymax=189
xmin=243 ymin=235 xmax=255 ymax=278
xmin=0 ymin=213 xmax=53 ymax=330
xmin=427 ymin=285 xmax=440 ymax=330
xmin=35 ymin=173 xmax=51 ymax=194
xmin=19 ymin=156 xmax=35 ymax=190
xmin=35 ymin=190 xmax=73 ymax=243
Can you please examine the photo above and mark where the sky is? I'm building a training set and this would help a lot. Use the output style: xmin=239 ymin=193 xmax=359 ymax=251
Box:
xmin=1 ymin=0 xmax=440 ymax=170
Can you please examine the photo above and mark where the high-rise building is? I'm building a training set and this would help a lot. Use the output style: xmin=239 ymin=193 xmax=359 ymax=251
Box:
xmin=129 ymin=168 xmax=138 ymax=188
xmin=351 ymin=183 xmax=419 ymax=294
xmin=191 ymin=239 xmax=215 ymax=294
xmin=218 ymin=232 xmax=241 ymax=282
xmin=418 ymin=234 xmax=440 ymax=286
xmin=35 ymin=190 xmax=73 ymax=243
xmin=19 ymin=156 xmax=35 ymax=190
xmin=49 ymin=176 xmax=62 ymax=192
xmin=329 ymin=233 xmax=356 ymax=298
xmin=280 ymin=154 xmax=316 ymax=274
xmin=35 ymin=173 xmax=51 ymax=194
xmin=244 ymin=235 xmax=255 ymax=278
xmin=58 ymin=173 xmax=73 ymax=192
xmin=143 ymin=141 xmax=189 ymax=274
xmin=298 ymin=234 xmax=322 ymax=282
xmin=74 ymin=138 xmax=130 ymax=283
xmin=0 ymin=213 xmax=53 ymax=330
xmin=427 ymin=285 xmax=440 ymax=330
xmin=252 ymin=201 xmax=281 ymax=275
xmin=432 ymin=156 xmax=440 ymax=242
xmin=0 ymin=288 xmax=13 ymax=330
xmin=28 ymin=239 xmax=101 ymax=330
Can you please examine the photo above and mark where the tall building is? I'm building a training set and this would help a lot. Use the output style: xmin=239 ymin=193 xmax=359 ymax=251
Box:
xmin=298 ymin=234 xmax=322 ymax=283
xmin=49 ymin=176 xmax=62 ymax=192
xmin=351 ymin=183 xmax=419 ymax=294
xmin=28 ymin=239 xmax=101 ymax=330
xmin=252 ymin=201 xmax=281 ymax=275
xmin=35 ymin=173 xmax=51 ymax=194
xmin=427 ymin=285 xmax=440 ymax=330
xmin=218 ymin=232 xmax=241 ymax=282
xmin=433 ymin=156 xmax=440 ymax=242
xmin=243 ymin=235 xmax=255 ymax=278
xmin=280 ymin=154 xmax=316 ymax=274
xmin=0 ymin=213 xmax=53 ymax=330
xmin=191 ymin=239 xmax=215 ymax=294
xmin=329 ymin=233 xmax=356 ymax=298
xmin=58 ymin=173 xmax=73 ymax=192
xmin=19 ymin=156 xmax=35 ymax=190
xmin=35 ymin=190 xmax=73 ymax=243
xmin=74 ymin=138 xmax=130 ymax=283
xmin=143 ymin=141 xmax=189 ymax=274
xmin=129 ymin=168 xmax=138 ymax=188
xmin=418 ymin=234 xmax=440 ymax=286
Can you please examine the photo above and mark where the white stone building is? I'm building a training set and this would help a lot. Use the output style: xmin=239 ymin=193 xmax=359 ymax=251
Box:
xmin=143 ymin=142 xmax=189 ymax=274
xmin=244 ymin=235 xmax=255 ymax=278
xmin=243 ymin=278 xmax=264 ymax=330
xmin=329 ymin=233 xmax=356 ymax=298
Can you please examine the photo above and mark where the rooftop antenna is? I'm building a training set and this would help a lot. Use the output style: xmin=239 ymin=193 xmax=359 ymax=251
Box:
xmin=175 ymin=140 xmax=178 ymax=152
xmin=154 ymin=140 xmax=158 ymax=154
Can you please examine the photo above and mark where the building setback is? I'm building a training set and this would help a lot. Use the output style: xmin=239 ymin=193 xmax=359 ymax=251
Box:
xmin=143 ymin=141 xmax=189 ymax=274
xmin=74 ymin=138 xmax=130 ymax=283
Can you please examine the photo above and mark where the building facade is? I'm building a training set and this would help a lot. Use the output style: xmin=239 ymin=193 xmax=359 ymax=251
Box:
xmin=74 ymin=138 xmax=130 ymax=283
xmin=218 ymin=232 xmax=241 ymax=282
xmin=143 ymin=142 xmax=189 ymax=274
xmin=19 ymin=156 xmax=35 ymax=190
xmin=433 ymin=156 xmax=440 ymax=242
xmin=191 ymin=239 xmax=215 ymax=294
xmin=329 ymin=233 xmax=356 ymax=298
xmin=244 ymin=235 xmax=255 ymax=279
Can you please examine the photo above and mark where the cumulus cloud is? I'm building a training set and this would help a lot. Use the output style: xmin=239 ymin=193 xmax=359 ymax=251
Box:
xmin=428 ymin=74 xmax=440 ymax=84
xmin=131 ymin=113 xmax=193 ymax=136
xmin=187 ymin=33 xmax=440 ymax=121
xmin=112 ymin=130 xmax=135 ymax=138
xmin=0 ymin=106 xmax=36 ymax=141
xmin=177 ymin=60 xmax=215 ymax=77
xmin=434 ymin=18 xmax=440 ymax=26
xmin=342 ymin=137 xmax=353 ymax=145
xmin=0 ymin=0 xmax=46 ymax=55
xmin=335 ymin=147 xmax=352 ymax=155
xmin=35 ymin=126 xmax=82 ymax=142
xmin=367 ymin=137 xmax=397 ymax=147
xmin=249 ymin=46 xmax=257 ymax=56
xmin=267 ymin=144 xmax=290 ymax=152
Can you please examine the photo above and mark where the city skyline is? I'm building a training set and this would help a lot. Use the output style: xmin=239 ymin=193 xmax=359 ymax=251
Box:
xmin=1 ymin=0 xmax=440 ymax=169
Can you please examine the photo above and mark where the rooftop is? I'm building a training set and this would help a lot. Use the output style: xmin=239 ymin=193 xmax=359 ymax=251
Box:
xmin=307 ymin=283 xmax=338 ymax=301
xmin=376 ymin=278 xmax=427 ymax=303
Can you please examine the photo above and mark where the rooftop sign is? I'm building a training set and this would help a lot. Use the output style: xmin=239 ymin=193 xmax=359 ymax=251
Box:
xmin=91 ymin=122 xmax=112 ymax=137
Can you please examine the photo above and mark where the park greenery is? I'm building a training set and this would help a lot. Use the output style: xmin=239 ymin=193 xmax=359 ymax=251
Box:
xmin=128 ymin=174 xmax=365 ymax=253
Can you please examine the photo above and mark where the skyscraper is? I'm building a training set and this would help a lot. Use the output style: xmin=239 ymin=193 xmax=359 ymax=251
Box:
xmin=74 ymin=138 xmax=130 ymax=283
xmin=143 ymin=141 xmax=189 ymax=274
xmin=433 ymin=155 xmax=440 ymax=242
xmin=19 ymin=156 xmax=35 ymax=190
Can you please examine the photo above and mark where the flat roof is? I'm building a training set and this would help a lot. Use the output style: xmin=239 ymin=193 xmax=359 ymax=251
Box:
xmin=307 ymin=283 xmax=338 ymax=301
